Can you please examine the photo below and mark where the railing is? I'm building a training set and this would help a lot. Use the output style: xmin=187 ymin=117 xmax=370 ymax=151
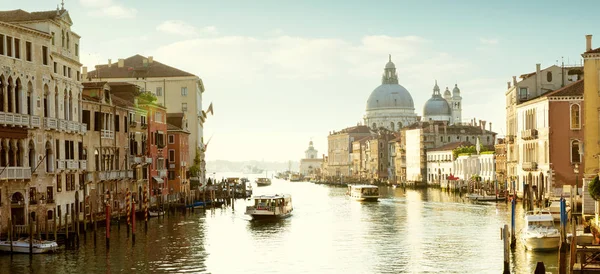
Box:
xmin=129 ymin=156 xmax=142 ymax=164
xmin=46 ymin=198 xmax=55 ymax=204
xmin=80 ymin=160 xmax=87 ymax=170
xmin=85 ymin=173 xmax=94 ymax=182
xmin=141 ymin=123 xmax=148 ymax=129
xmin=145 ymin=157 xmax=152 ymax=164
xmin=129 ymin=121 xmax=138 ymax=127
xmin=169 ymin=163 xmax=175 ymax=169
xmin=522 ymin=162 xmax=538 ymax=171
xmin=67 ymin=160 xmax=78 ymax=169
xmin=127 ymin=170 xmax=134 ymax=178
xmin=56 ymin=160 xmax=65 ymax=171
xmin=521 ymin=129 xmax=538 ymax=140
xmin=101 ymin=130 xmax=114 ymax=139
xmin=158 ymin=169 xmax=167 ymax=178
xmin=0 ymin=167 xmax=32 ymax=180
xmin=80 ymin=123 xmax=87 ymax=134
xmin=181 ymin=161 xmax=186 ymax=167
xmin=45 ymin=117 xmax=58 ymax=130
xmin=30 ymin=116 xmax=41 ymax=128
xmin=68 ymin=121 xmax=78 ymax=132
xmin=0 ymin=112 xmax=31 ymax=127
xmin=59 ymin=119 xmax=68 ymax=131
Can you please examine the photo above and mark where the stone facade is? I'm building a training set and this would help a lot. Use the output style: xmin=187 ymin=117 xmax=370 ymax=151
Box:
xmin=326 ymin=125 xmax=372 ymax=177
xmin=166 ymin=113 xmax=190 ymax=195
xmin=299 ymin=141 xmax=322 ymax=177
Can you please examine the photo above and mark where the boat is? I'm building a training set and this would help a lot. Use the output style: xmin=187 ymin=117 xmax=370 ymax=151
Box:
xmin=149 ymin=210 xmax=165 ymax=217
xmin=466 ymin=193 xmax=506 ymax=202
xmin=546 ymin=199 xmax=571 ymax=222
xmin=255 ymin=177 xmax=272 ymax=186
xmin=0 ymin=238 xmax=58 ymax=254
xmin=245 ymin=194 xmax=293 ymax=220
xmin=347 ymin=185 xmax=380 ymax=201
xmin=519 ymin=209 xmax=560 ymax=251
xmin=289 ymin=173 xmax=302 ymax=182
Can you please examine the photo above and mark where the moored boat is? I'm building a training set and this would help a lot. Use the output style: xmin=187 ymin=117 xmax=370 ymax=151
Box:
xmin=255 ymin=177 xmax=272 ymax=186
xmin=347 ymin=185 xmax=380 ymax=201
xmin=519 ymin=209 xmax=560 ymax=251
xmin=466 ymin=193 xmax=506 ymax=202
xmin=0 ymin=238 xmax=58 ymax=254
xmin=245 ymin=194 xmax=293 ymax=220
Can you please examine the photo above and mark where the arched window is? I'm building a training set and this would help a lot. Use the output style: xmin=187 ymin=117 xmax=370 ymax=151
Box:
xmin=571 ymin=104 xmax=581 ymax=129
xmin=61 ymin=30 xmax=65 ymax=47
xmin=571 ymin=140 xmax=581 ymax=163
xmin=390 ymin=122 xmax=395 ymax=131
xmin=547 ymin=71 xmax=552 ymax=82
xmin=372 ymin=123 xmax=376 ymax=130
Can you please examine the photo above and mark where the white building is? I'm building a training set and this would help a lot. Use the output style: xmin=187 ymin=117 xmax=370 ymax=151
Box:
xmin=405 ymin=129 xmax=423 ymax=182
xmin=363 ymin=55 xmax=417 ymax=131
xmin=299 ymin=141 xmax=322 ymax=176
xmin=426 ymin=142 xmax=465 ymax=186
xmin=423 ymin=81 xmax=463 ymax=124
xmin=454 ymin=153 xmax=495 ymax=182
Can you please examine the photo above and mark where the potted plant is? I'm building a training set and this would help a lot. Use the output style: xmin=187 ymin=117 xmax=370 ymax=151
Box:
xmin=589 ymin=176 xmax=600 ymax=201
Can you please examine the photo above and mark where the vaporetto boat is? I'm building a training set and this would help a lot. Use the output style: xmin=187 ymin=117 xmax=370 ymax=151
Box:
xmin=347 ymin=185 xmax=380 ymax=202
xmin=245 ymin=194 xmax=293 ymax=220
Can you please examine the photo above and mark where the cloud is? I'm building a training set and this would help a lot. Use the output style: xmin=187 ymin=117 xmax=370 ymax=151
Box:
xmin=479 ymin=38 xmax=499 ymax=45
xmin=79 ymin=0 xmax=137 ymax=19
xmin=156 ymin=21 xmax=218 ymax=37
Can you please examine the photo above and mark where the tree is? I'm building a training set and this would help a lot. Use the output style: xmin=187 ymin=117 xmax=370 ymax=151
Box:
xmin=189 ymin=148 xmax=202 ymax=189
xmin=589 ymin=176 xmax=600 ymax=201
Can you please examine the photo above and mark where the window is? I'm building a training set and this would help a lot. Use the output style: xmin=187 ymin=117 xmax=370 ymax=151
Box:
xmin=168 ymin=171 xmax=175 ymax=180
xmin=547 ymin=71 xmax=552 ymax=82
xmin=57 ymin=174 xmax=62 ymax=192
xmin=0 ymin=34 xmax=4 ymax=55
xmin=155 ymin=112 xmax=163 ymax=123
xmin=519 ymin=87 xmax=528 ymax=100
xmin=53 ymin=62 xmax=57 ymax=73
xmin=571 ymin=140 xmax=581 ymax=163
xmin=25 ymin=41 xmax=32 ymax=61
xmin=75 ymin=43 xmax=78 ymax=56
xmin=571 ymin=104 xmax=581 ymax=129
xmin=181 ymin=87 xmax=188 ymax=96
xmin=63 ymin=65 xmax=67 ymax=77
xmin=156 ymin=87 xmax=163 ymax=96
xmin=6 ymin=36 xmax=12 ymax=57
xmin=51 ymin=32 xmax=55 ymax=45
xmin=77 ymin=71 xmax=80 ymax=81
xmin=42 ymin=46 xmax=48 ymax=65
xmin=82 ymin=110 xmax=90 ymax=129
xmin=168 ymin=134 xmax=175 ymax=144
xmin=68 ymin=67 xmax=71 ymax=78
xmin=182 ymin=103 xmax=188 ymax=112
xmin=14 ymin=38 xmax=20 ymax=59
xmin=115 ymin=115 xmax=120 ymax=132
xmin=169 ymin=149 xmax=175 ymax=162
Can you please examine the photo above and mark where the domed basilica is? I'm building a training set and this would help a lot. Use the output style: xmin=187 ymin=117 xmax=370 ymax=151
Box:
xmin=363 ymin=55 xmax=463 ymax=131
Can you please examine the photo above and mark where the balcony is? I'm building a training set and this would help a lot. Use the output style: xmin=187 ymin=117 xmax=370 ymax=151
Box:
xmin=127 ymin=170 xmax=134 ymax=178
xmin=181 ymin=161 xmax=186 ymax=167
xmin=101 ymin=130 xmax=114 ymax=139
xmin=169 ymin=163 xmax=175 ymax=169
xmin=157 ymin=141 xmax=166 ymax=149
xmin=45 ymin=117 xmax=58 ymax=130
xmin=141 ymin=123 xmax=148 ymax=129
xmin=521 ymin=129 xmax=538 ymax=140
xmin=79 ymin=160 xmax=87 ymax=170
xmin=98 ymin=170 xmax=120 ymax=181
xmin=0 ymin=112 xmax=31 ymax=128
xmin=59 ymin=119 xmax=68 ymax=131
xmin=68 ymin=121 xmax=79 ymax=132
xmin=85 ymin=173 xmax=94 ymax=182
xmin=30 ymin=116 xmax=41 ymax=128
xmin=67 ymin=160 xmax=78 ymax=170
xmin=522 ymin=162 xmax=538 ymax=171
xmin=0 ymin=167 xmax=32 ymax=180
xmin=56 ymin=160 xmax=65 ymax=171
xmin=158 ymin=169 xmax=167 ymax=178
xmin=129 ymin=155 xmax=142 ymax=164
xmin=144 ymin=156 xmax=152 ymax=164
xmin=129 ymin=121 xmax=138 ymax=128
xmin=80 ymin=123 xmax=87 ymax=134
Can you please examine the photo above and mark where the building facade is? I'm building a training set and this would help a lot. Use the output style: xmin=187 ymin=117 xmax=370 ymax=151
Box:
xmin=166 ymin=113 xmax=190 ymax=195
xmin=0 ymin=7 xmax=88 ymax=233
xmin=494 ymin=138 xmax=507 ymax=186
xmin=423 ymin=81 xmax=463 ymax=124
xmin=299 ymin=141 xmax=322 ymax=177
xmin=582 ymin=34 xmax=600 ymax=215
xmin=326 ymin=125 xmax=372 ymax=177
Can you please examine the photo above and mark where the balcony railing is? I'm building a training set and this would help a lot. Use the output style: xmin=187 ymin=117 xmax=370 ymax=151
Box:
xmin=158 ymin=169 xmax=167 ymax=178
xmin=141 ymin=123 xmax=148 ymax=129
xmin=56 ymin=160 xmax=65 ymax=171
xmin=169 ymin=163 xmax=175 ymax=169
xmin=181 ymin=161 xmax=186 ymax=167
xmin=45 ymin=117 xmax=58 ymax=130
xmin=127 ymin=170 xmax=134 ymax=178
xmin=522 ymin=162 xmax=538 ymax=171
xmin=86 ymin=173 xmax=94 ymax=182
xmin=145 ymin=157 xmax=152 ymax=164
xmin=521 ymin=129 xmax=538 ymax=140
xmin=101 ymin=130 xmax=114 ymax=139
xmin=129 ymin=155 xmax=142 ymax=164
xmin=129 ymin=121 xmax=138 ymax=127
xmin=30 ymin=116 xmax=41 ymax=128
xmin=0 ymin=167 xmax=32 ymax=180
xmin=0 ymin=112 xmax=31 ymax=128
xmin=67 ymin=160 xmax=78 ymax=170
xmin=80 ymin=123 xmax=87 ymax=134
xmin=59 ymin=119 xmax=68 ymax=131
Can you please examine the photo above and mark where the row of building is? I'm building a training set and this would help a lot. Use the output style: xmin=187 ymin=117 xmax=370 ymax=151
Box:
xmin=0 ymin=6 xmax=210 ymax=232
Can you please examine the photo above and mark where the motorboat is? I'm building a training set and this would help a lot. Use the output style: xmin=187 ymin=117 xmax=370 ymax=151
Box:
xmin=0 ymin=238 xmax=58 ymax=254
xmin=347 ymin=185 xmax=380 ymax=202
xmin=519 ymin=209 xmax=560 ymax=251
xmin=466 ymin=193 xmax=506 ymax=202
xmin=546 ymin=199 xmax=571 ymax=222
xmin=149 ymin=210 xmax=165 ymax=217
xmin=255 ymin=177 xmax=272 ymax=186
xmin=245 ymin=194 xmax=293 ymax=220
xmin=289 ymin=173 xmax=302 ymax=182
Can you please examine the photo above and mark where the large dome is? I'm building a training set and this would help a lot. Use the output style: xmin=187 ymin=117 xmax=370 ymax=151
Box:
xmin=423 ymin=96 xmax=451 ymax=116
xmin=366 ymin=84 xmax=415 ymax=111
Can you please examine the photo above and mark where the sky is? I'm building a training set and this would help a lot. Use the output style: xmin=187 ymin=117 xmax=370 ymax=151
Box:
xmin=8 ymin=0 xmax=600 ymax=162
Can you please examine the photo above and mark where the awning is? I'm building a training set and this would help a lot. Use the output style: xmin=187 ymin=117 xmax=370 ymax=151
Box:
xmin=152 ymin=176 xmax=164 ymax=183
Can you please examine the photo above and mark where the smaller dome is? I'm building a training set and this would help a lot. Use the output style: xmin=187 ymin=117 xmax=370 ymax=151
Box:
xmin=423 ymin=96 xmax=452 ymax=117
xmin=453 ymin=84 xmax=461 ymax=96
xmin=443 ymin=87 xmax=451 ymax=97
xmin=385 ymin=54 xmax=395 ymax=69
xmin=309 ymin=141 xmax=313 ymax=146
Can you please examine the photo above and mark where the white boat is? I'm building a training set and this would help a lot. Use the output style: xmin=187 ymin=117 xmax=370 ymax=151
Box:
xmin=466 ymin=193 xmax=506 ymax=202
xmin=519 ymin=210 xmax=560 ymax=251
xmin=347 ymin=185 xmax=380 ymax=202
xmin=547 ymin=200 xmax=571 ymax=222
xmin=149 ymin=210 xmax=165 ymax=217
xmin=245 ymin=194 xmax=293 ymax=220
xmin=0 ymin=238 xmax=58 ymax=254
xmin=255 ymin=177 xmax=272 ymax=186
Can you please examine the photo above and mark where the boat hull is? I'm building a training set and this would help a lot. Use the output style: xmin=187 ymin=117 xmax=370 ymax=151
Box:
xmin=249 ymin=212 xmax=292 ymax=220
xmin=353 ymin=197 xmax=379 ymax=202
xmin=256 ymin=183 xmax=271 ymax=187
xmin=520 ymin=235 xmax=560 ymax=251
xmin=0 ymin=241 xmax=58 ymax=254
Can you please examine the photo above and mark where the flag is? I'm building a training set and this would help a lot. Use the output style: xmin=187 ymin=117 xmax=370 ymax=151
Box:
xmin=199 ymin=115 xmax=205 ymax=124
xmin=202 ymin=110 xmax=207 ymax=119
xmin=207 ymin=102 xmax=214 ymax=115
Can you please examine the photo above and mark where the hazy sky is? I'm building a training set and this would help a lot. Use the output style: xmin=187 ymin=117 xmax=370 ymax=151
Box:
xmin=9 ymin=0 xmax=599 ymax=162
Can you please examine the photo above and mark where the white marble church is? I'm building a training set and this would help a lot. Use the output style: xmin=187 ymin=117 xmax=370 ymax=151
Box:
xmin=299 ymin=141 xmax=323 ymax=176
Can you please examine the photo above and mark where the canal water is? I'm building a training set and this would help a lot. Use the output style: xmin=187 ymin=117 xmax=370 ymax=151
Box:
xmin=1 ymin=173 xmax=558 ymax=273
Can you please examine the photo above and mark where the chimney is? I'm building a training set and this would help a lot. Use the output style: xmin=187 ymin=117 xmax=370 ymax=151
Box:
xmin=149 ymin=56 xmax=154 ymax=63
xmin=512 ymin=76 xmax=517 ymax=86
xmin=108 ymin=59 xmax=112 ymax=67
xmin=507 ymin=81 xmax=511 ymax=89
xmin=586 ymin=34 xmax=593 ymax=52
xmin=118 ymin=58 xmax=124 ymax=68
xmin=82 ymin=66 xmax=88 ymax=80
xmin=535 ymin=63 xmax=541 ymax=95
xmin=482 ymin=120 xmax=487 ymax=133
xmin=489 ymin=122 xmax=492 ymax=132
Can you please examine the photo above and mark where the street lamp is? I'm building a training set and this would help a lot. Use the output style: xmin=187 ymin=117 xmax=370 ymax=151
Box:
xmin=574 ymin=163 xmax=579 ymax=195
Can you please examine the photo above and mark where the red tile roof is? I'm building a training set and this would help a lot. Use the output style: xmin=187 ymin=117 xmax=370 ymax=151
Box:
xmin=546 ymin=79 xmax=584 ymax=97
xmin=87 ymin=54 xmax=195 ymax=79
xmin=429 ymin=141 xmax=472 ymax=152
xmin=585 ymin=48 xmax=600 ymax=54
xmin=0 ymin=9 xmax=65 ymax=22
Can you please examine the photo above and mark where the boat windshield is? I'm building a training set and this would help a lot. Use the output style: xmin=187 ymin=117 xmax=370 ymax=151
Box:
xmin=254 ymin=198 xmax=286 ymax=209
xmin=528 ymin=221 xmax=554 ymax=229
xmin=361 ymin=188 xmax=379 ymax=195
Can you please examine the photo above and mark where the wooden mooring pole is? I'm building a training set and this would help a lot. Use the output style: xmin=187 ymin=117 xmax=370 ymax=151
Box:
xmin=8 ymin=218 xmax=12 ymax=254
xmin=105 ymin=203 xmax=110 ymax=249
xmin=131 ymin=200 xmax=136 ymax=246
xmin=502 ymin=224 xmax=510 ymax=274
xmin=29 ymin=216 xmax=33 ymax=255
xmin=558 ymin=198 xmax=567 ymax=274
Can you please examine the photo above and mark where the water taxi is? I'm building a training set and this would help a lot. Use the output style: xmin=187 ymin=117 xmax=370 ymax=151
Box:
xmin=255 ymin=177 xmax=272 ymax=186
xmin=0 ymin=238 xmax=58 ymax=254
xmin=519 ymin=209 xmax=560 ymax=251
xmin=245 ymin=194 xmax=293 ymax=220
xmin=289 ymin=173 xmax=302 ymax=182
xmin=347 ymin=185 xmax=380 ymax=201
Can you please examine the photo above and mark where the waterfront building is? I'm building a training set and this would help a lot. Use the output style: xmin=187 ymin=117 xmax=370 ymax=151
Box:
xmin=363 ymin=55 xmax=417 ymax=131
xmin=494 ymin=138 xmax=507 ymax=186
xmin=387 ymin=136 xmax=401 ymax=183
xmin=426 ymin=142 xmax=468 ymax=187
xmin=81 ymin=82 xmax=139 ymax=216
xmin=83 ymin=55 xmax=208 ymax=186
xmin=423 ymin=81 xmax=463 ymax=124
xmin=582 ymin=34 xmax=600 ymax=215
xmin=326 ymin=125 xmax=372 ymax=177
xmin=299 ymin=141 xmax=322 ymax=177
xmin=403 ymin=120 xmax=496 ymax=185
xmin=504 ymin=63 xmax=583 ymax=197
xmin=351 ymin=137 xmax=369 ymax=179
xmin=166 ymin=113 xmax=190 ymax=195
xmin=454 ymin=151 xmax=496 ymax=183
xmin=142 ymin=100 xmax=168 ymax=205
xmin=0 ymin=6 xmax=88 ymax=233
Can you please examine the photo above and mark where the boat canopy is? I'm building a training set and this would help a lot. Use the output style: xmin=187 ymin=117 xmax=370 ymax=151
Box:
xmin=251 ymin=194 xmax=291 ymax=200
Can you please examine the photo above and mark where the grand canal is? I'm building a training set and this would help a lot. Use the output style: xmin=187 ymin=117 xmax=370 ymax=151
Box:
xmin=1 ymin=173 xmax=558 ymax=273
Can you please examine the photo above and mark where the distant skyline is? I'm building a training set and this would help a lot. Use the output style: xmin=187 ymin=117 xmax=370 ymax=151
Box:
xmin=9 ymin=0 xmax=600 ymax=161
